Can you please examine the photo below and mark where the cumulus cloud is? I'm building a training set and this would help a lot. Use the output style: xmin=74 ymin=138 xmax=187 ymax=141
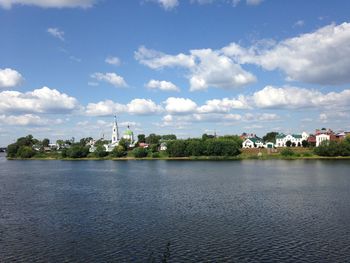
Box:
xmin=135 ymin=46 xmax=195 ymax=69
xmin=153 ymin=0 xmax=178 ymax=10
xmin=246 ymin=0 xmax=263 ymax=6
xmin=47 ymin=27 xmax=64 ymax=41
xmin=85 ymin=100 xmax=127 ymax=116
xmin=224 ymin=22 xmax=350 ymax=85
xmin=197 ymin=96 xmax=250 ymax=113
xmin=164 ymin=97 xmax=198 ymax=114
xmin=146 ymin=79 xmax=180 ymax=92
xmin=85 ymin=98 xmax=162 ymax=116
xmin=0 ymin=114 xmax=63 ymax=126
xmin=0 ymin=0 xmax=96 ymax=9
xmin=105 ymin=56 xmax=121 ymax=66
xmin=135 ymin=46 xmax=256 ymax=91
xmin=0 ymin=68 xmax=23 ymax=88
xmin=0 ymin=87 xmax=80 ymax=114
xmin=127 ymin=99 xmax=163 ymax=115
xmin=251 ymin=86 xmax=350 ymax=109
xmin=91 ymin=72 xmax=127 ymax=88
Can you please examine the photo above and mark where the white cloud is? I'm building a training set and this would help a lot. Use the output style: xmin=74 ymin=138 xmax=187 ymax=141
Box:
xmin=293 ymin=20 xmax=304 ymax=27
xmin=91 ymin=72 xmax=127 ymax=88
xmin=135 ymin=46 xmax=256 ymax=91
xmin=251 ymin=86 xmax=350 ymax=109
xmin=197 ymin=96 xmax=250 ymax=113
xmin=85 ymin=98 xmax=162 ymax=116
xmin=0 ymin=0 xmax=96 ymax=9
xmin=47 ymin=27 xmax=64 ymax=41
xmin=164 ymin=97 xmax=197 ymax=114
xmin=224 ymin=22 xmax=350 ymax=85
xmin=0 ymin=87 xmax=80 ymax=114
xmin=127 ymin=98 xmax=163 ymax=115
xmin=105 ymin=56 xmax=121 ymax=66
xmin=135 ymin=46 xmax=195 ymax=69
xmin=0 ymin=114 xmax=63 ymax=126
xmin=85 ymin=100 xmax=127 ymax=116
xmin=189 ymin=49 xmax=256 ymax=91
xmin=153 ymin=0 xmax=178 ymax=10
xmin=146 ymin=79 xmax=180 ymax=92
xmin=0 ymin=68 xmax=23 ymax=88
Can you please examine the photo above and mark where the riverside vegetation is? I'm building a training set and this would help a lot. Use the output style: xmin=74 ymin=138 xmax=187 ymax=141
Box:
xmin=6 ymin=134 xmax=350 ymax=160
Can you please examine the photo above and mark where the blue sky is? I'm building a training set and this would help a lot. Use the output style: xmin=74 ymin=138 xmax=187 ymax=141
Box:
xmin=1 ymin=0 xmax=350 ymax=146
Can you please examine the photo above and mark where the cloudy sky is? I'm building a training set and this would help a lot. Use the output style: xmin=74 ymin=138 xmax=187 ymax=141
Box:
xmin=1 ymin=0 xmax=350 ymax=145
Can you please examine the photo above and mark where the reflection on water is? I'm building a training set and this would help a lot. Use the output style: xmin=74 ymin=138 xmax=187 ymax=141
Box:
xmin=0 ymin=159 xmax=350 ymax=262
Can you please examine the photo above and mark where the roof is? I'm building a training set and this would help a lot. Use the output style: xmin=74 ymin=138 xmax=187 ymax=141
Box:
xmin=123 ymin=129 xmax=133 ymax=135
xmin=245 ymin=137 xmax=263 ymax=143
xmin=276 ymin=133 xmax=286 ymax=139
xmin=292 ymin=134 xmax=302 ymax=139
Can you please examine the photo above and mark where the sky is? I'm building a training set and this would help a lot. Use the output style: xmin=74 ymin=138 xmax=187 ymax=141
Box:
xmin=1 ymin=0 xmax=350 ymax=146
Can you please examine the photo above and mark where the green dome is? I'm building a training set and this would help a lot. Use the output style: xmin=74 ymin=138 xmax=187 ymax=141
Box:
xmin=124 ymin=129 xmax=133 ymax=135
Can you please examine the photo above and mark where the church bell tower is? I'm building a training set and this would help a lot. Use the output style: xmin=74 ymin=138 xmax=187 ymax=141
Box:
xmin=112 ymin=115 xmax=119 ymax=144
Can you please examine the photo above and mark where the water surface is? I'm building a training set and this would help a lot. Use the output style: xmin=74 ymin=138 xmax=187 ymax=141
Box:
xmin=1 ymin=155 xmax=350 ymax=262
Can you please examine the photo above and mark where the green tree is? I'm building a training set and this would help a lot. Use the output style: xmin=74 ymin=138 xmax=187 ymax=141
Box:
xmin=17 ymin=146 xmax=35 ymax=158
xmin=301 ymin=140 xmax=308 ymax=147
xmin=137 ymin=134 xmax=146 ymax=143
xmin=65 ymin=145 xmax=89 ymax=158
xmin=42 ymin=138 xmax=50 ymax=147
xmin=118 ymin=138 xmax=129 ymax=150
xmin=132 ymin=147 xmax=148 ymax=158
xmin=161 ymin=134 xmax=177 ymax=140
xmin=262 ymin=132 xmax=278 ymax=143
xmin=146 ymin=133 xmax=161 ymax=145
xmin=79 ymin=137 xmax=93 ymax=146
xmin=111 ymin=145 xmax=127 ymax=157
xmin=185 ymin=140 xmax=205 ymax=156
xmin=166 ymin=140 xmax=188 ymax=157
xmin=6 ymin=143 xmax=19 ymax=158
xmin=202 ymin=133 xmax=215 ymax=140
xmin=94 ymin=145 xmax=108 ymax=158
xmin=286 ymin=140 xmax=292 ymax=147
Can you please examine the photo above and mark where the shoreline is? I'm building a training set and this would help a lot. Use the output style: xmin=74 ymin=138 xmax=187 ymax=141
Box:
xmin=6 ymin=156 xmax=350 ymax=161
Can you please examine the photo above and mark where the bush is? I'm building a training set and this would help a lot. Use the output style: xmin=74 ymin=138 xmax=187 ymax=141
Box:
xmin=111 ymin=145 xmax=127 ymax=158
xmin=206 ymin=139 xmax=241 ymax=156
xmin=314 ymin=140 xmax=350 ymax=157
xmin=280 ymin=148 xmax=295 ymax=157
xmin=152 ymin=152 xmax=160 ymax=158
xmin=166 ymin=140 xmax=188 ymax=157
xmin=65 ymin=145 xmax=90 ymax=158
xmin=6 ymin=143 xmax=19 ymax=158
xmin=132 ymin=147 xmax=148 ymax=158
xmin=94 ymin=145 xmax=108 ymax=158
xmin=17 ymin=146 xmax=35 ymax=158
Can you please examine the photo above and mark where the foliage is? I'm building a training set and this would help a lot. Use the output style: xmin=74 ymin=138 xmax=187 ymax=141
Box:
xmin=146 ymin=133 xmax=161 ymax=145
xmin=280 ymin=148 xmax=295 ymax=157
xmin=314 ymin=140 xmax=350 ymax=157
xmin=202 ymin=133 xmax=215 ymax=140
xmin=166 ymin=140 xmax=188 ymax=157
xmin=167 ymin=137 xmax=241 ymax=157
xmin=161 ymin=134 xmax=177 ymax=140
xmin=132 ymin=147 xmax=148 ymax=158
xmin=17 ymin=146 xmax=36 ymax=158
xmin=151 ymin=152 xmax=160 ymax=158
xmin=64 ymin=144 xmax=90 ymax=158
xmin=118 ymin=138 xmax=129 ymax=150
xmin=94 ymin=145 xmax=108 ymax=158
xmin=94 ymin=139 xmax=109 ymax=147
xmin=42 ymin=138 xmax=50 ymax=147
xmin=137 ymin=134 xmax=146 ymax=143
xmin=79 ymin=137 xmax=93 ymax=146
xmin=149 ymin=144 xmax=159 ymax=153
xmin=6 ymin=143 xmax=19 ymax=158
xmin=302 ymin=140 xmax=309 ymax=148
xmin=286 ymin=140 xmax=292 ymax=147
xmin=262 ymin=132 xmax=278 ymax=143
xmin=111 ymin=145 xmax=127 ymax=157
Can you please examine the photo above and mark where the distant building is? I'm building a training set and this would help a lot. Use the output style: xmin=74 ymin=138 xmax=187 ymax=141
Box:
xmin=275 ymin=132 xmax=309 ymax=147
xmin=242 ymin=137 xmax=264 ymax=148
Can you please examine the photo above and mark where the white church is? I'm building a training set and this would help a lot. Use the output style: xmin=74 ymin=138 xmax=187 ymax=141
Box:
xmin=104 ymin=116 xmax=135 ymax=152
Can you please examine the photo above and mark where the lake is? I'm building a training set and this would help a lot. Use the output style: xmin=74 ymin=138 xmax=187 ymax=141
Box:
xmin=1 ymin=154 xmax=350 ymax=262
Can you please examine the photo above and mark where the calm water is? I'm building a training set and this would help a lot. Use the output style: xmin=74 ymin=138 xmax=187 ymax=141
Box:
xmin=1 ymin=154 xmax=350 ymax=262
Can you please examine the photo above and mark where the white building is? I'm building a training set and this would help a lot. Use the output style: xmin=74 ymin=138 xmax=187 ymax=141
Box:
xmin=242 ymin=138 xmax=264 ymax=148
xmin=104 ymin=115 xmax=120 ymax=152
xmin=316 ymin=134 xmax=330 ymax=147
xmin=275 ymin=132 xmax=309 ymax=147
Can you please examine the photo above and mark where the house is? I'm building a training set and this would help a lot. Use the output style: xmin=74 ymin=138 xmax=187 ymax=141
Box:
xmin=160 ymin=142 xmax=167 ymax=151
xmin=264 ymin=142 xmax=274 ymax=149
xmin=242 ymin=137 xmax=264 ymax=148
xmin=275 ymin=132 xmax=309 ymax=147
xmin=139 ymin=142 xmax=149 ymax=148
xmin=307 ymin=135 xmax=316 ymax=146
